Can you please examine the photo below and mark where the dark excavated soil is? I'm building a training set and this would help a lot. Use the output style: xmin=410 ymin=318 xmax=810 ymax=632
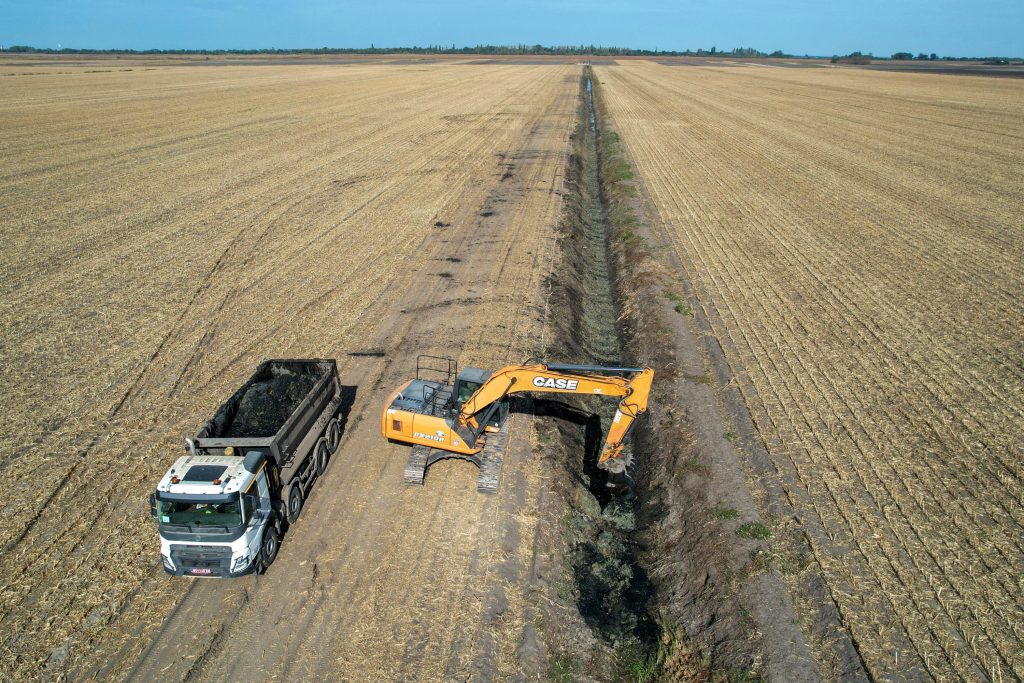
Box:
xmin=224 ymin=373 xmax=317 ymax=437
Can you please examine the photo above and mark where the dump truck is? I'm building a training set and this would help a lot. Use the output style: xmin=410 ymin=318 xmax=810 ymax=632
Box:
xmin=383 ymin=356 xmax=653 ymax=492
xmin=151 ymin=359 xmax=343 ymax=577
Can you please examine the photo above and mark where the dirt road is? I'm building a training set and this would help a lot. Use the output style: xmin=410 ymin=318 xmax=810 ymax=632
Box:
xmin=0 ymin=61 xmax=577 ymax=680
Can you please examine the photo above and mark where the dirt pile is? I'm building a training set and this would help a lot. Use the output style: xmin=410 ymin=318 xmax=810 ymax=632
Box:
xmin=225 ymin=373 xmax=317 ymax=437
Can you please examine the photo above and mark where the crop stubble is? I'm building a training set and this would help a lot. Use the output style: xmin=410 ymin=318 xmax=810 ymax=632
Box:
xmin=599 ymin=62 xmax=1024 ymax=680
xmin=0 ymin=60 xmax=576 ymax=679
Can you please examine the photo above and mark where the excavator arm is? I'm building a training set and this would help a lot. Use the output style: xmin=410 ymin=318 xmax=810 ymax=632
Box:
xmin=459 ymin=361 xmax=654 ymax=473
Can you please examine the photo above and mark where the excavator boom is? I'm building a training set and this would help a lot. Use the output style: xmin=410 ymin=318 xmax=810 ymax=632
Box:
xmin=458 ymin=361 xmax=652 ymax=471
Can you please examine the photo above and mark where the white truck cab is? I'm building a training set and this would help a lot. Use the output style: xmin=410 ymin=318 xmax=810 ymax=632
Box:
xmin=152 ymin=451 xmax=276 ymax=577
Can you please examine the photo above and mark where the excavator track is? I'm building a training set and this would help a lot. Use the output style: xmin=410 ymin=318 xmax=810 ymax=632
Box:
xmin=404 ymin=445 xmax=430 ymax=486
xmin=476 ymin=416 xmax=513 ymax=494
xmin=404 ymin=418 xmax=514 ymax=492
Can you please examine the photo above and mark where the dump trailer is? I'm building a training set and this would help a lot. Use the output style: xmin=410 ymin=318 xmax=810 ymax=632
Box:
xmin=151 ymin=359 xmax=342 ymax=577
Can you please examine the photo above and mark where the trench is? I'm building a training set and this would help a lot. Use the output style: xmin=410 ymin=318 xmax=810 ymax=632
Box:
xmin=572 ymin=75 xmax=621 ymax=366
xmin=541 ymin=68 xmax=658 ymax=656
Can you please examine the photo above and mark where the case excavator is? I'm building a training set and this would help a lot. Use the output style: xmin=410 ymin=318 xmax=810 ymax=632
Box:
xmin=381 ymin=356 xmax=653 ymax=493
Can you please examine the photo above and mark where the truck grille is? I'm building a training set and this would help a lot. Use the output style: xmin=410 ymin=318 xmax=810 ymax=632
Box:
xmin=170 ymin=544 xmax=232 ymax=577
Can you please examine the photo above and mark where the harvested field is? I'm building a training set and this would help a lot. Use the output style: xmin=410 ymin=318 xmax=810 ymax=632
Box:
xmin=598 ymin=62 xmax=1024 ymax=680
xmin=0 ymin=60 xmax=580 ymax=679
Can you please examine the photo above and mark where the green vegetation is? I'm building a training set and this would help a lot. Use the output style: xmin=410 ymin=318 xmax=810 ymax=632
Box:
xmin=737 ymin=522 xmax=773 ymax=540
xmin=665 ymin=291 xmax=693 ymax=317
xmin=711 ymin=506 xmax=740 ymax=520
xmin=831 ymin=52 xmax=872 ymax=64
xmin=547 ymin=654 xmax=578 ymax=682
xmin=608 ymin=160 xmax=634 ymax=182
xmin=625 ymin=649 xmax=659 ymax=682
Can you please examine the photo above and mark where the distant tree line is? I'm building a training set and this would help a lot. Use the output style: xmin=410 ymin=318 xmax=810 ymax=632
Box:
xmin=2 ymin=44 xmax=1019 ymax=61
xmin=0 ymin=43 xmax=770 ymax=57
xmin=836 ymin=50 xmax=1021 ymax=63
xmin=831 ymin=52 xmax=873 ymax=64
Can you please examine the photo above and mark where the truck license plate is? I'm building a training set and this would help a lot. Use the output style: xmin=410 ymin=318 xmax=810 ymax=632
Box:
xmin=191 ymin=568 xmax=212 ymax=575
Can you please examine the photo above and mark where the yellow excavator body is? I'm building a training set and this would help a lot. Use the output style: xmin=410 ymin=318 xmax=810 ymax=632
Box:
xmin=382 ymin=379 xmax=480 ymax=454
xmin=382 ymin=357 xmax=653 ymax=490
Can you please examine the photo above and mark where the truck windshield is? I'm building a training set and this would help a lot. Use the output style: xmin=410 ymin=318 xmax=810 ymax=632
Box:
xmin=157 ymin=497 xmax=242 ymax=528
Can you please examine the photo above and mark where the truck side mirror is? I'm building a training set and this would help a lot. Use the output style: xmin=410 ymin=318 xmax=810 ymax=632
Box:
xmin=245 ymin=494 xmax=259 ymax=517
xmin=149 ymin=493 xmax=157 ymax=518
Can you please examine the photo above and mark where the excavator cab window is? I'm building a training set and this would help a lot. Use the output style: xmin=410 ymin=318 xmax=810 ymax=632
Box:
xmin=457 ymin=380 xmax=482 ymax=406
xmin=454 ymin=367 xmax=507 ymax=429
xmin=453 ymin=367 xmax=493 ymax=410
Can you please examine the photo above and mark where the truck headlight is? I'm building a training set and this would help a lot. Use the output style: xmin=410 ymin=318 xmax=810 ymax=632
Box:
xmin=231 ymin=555 xmax=250 ymax=572
xmin=162 ymin=554 xmax=174 ymax=570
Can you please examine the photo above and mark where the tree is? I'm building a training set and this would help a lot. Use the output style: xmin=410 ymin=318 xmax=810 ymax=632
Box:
xmin=891 ymin=52 xmax=913 ymax=60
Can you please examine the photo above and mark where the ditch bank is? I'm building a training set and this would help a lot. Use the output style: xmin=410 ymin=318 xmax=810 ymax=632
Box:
xmin=530 ymin=68 xmax=831 ymax=681
xmin=592 ymin=69 xmax=858 ymax=681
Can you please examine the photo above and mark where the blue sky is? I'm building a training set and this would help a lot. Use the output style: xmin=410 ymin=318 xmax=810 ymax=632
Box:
xmin=1 ymin=1 xmax=1021 ymax=57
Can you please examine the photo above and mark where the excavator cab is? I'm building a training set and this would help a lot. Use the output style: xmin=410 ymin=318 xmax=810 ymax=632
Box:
xmin=398 ymin=356 xmax=506 ymax=428
xmin=454 ymin=367 xmax=507 ymax=430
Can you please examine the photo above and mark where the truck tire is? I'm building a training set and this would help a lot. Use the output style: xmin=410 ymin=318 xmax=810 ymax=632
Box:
xmin=285 ymin=483 xmax=303 ymax=524
xmin=326 ymin=418 xmax=341 ymax=454
xmin=315 ymin=437 xmax=330 ymax=477
xmin=259 ymin=527 xmax=279 ymax=573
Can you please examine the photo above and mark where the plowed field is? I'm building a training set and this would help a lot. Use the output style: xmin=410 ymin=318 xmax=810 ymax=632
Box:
xmin=598 ymin=62 xmax=1024 ymax=680
xmin=0 ymin=61 xmax=577 ymax=679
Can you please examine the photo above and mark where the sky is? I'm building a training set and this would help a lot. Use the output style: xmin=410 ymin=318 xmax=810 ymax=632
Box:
xmin=1 ymin=0 xmax=1021 ymax=57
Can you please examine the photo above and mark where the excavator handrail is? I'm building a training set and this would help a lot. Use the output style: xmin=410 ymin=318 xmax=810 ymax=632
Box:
xmin=416 ymin=354 xmax=457 ymax=384
xmin=525 ymin=358 xmax=644 ymax=374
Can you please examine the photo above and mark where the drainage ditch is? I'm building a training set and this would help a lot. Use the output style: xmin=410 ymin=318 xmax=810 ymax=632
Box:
xmin=535 ymin=68 xmax=659 ymax=675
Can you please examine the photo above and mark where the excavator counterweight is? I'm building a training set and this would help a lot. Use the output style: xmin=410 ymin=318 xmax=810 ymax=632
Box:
xmin=382 ymin=357 xmax=653 ymax=492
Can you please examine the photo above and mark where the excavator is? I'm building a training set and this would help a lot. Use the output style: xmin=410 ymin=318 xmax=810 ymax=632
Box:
xmin=381 ymin=356 xmax=654 ymax=493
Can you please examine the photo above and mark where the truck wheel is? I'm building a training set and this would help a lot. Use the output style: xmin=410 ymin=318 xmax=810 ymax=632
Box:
xmin=259 ymin=527 xmax=279 ymax=572
xmin=315 ymin=437 xmax=330 ymax=477
xmin=326 ymin=418 xmax=341 ymax=454
xmin=285 ymin=483 xmax=303 ymax=524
